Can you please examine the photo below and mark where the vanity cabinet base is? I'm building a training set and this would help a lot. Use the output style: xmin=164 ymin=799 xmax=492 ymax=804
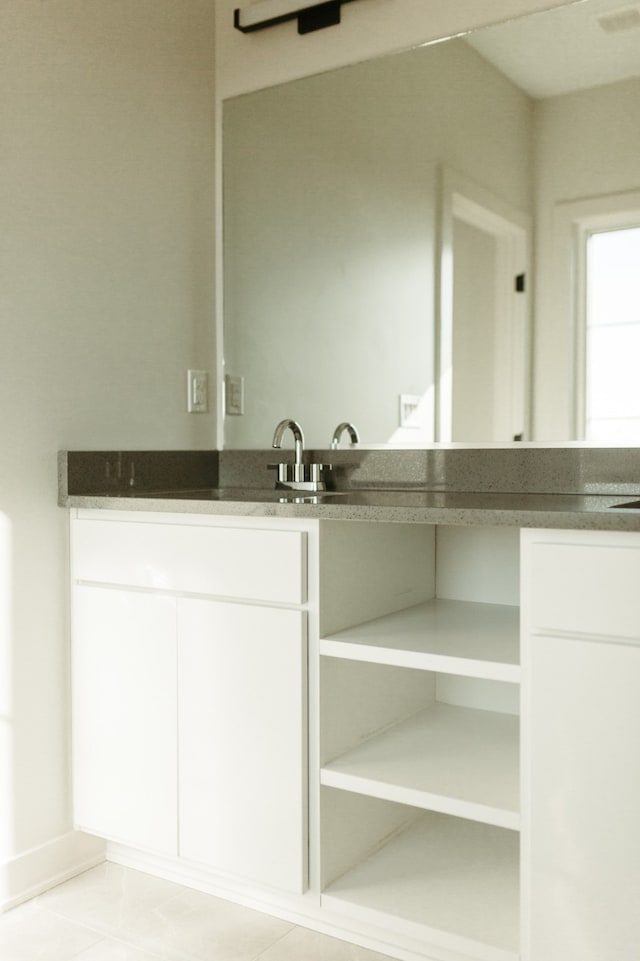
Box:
xmin=70 ymin=512 xmax=640 ymax=961
xmin=71 ymin=512 xmax=310 ymax=898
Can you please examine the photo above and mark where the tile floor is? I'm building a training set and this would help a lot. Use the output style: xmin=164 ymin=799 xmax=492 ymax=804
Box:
xmin=0 ymin=863 xmax=394 ymax=961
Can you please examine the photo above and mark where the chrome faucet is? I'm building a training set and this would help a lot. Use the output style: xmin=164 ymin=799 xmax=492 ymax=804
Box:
xmin=331 ymin=422 xmax=360 ymax=449
xmin=270 ymin=418 xmax=330 ymax=491
xmin=272 ymin=419 xmax=305 ymax=481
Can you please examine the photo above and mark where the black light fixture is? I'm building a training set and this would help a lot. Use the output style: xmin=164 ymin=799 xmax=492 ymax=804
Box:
xmin=234 ymin=0 xmax=357 ymax=35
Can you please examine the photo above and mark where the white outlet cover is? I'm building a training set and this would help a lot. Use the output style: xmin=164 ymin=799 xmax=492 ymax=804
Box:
xmin=399 ymin=393 xmax=422 ymax=428
xmin=225 ymin=374 xmax=245 ymax=416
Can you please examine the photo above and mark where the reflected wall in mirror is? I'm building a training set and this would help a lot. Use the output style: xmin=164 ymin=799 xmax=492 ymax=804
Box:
xmin=223 ymin=0 xmax=640 ymax=448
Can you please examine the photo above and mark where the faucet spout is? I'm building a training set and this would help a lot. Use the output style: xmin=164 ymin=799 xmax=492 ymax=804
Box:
xmin=331 ymin=422 xmax=360 ymax=450
xmin=272 ymin=418 xmax=304 ymax=466
xmin=270 ymin=418 xmax=330 ymax=491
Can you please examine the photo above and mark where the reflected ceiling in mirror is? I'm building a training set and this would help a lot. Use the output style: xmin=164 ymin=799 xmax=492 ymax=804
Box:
xmin=223 ymin=0 xmax=640 ymax=449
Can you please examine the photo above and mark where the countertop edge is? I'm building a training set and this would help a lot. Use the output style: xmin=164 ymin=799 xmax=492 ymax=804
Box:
xmin=60 ymin=494 xmax=640 ymax=532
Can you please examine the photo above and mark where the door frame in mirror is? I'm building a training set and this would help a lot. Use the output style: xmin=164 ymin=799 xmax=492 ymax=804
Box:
xmin=437 ymin=167 xmax=531 ymax=442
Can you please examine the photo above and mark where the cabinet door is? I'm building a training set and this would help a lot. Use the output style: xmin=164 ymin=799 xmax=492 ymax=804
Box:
xmin=73 ymin=586 xmax=178 ymax=855
xmin=521 ymin=531 xmax=640 ymax=961
xmin=178 ymin=598 xmax=307 ymax=894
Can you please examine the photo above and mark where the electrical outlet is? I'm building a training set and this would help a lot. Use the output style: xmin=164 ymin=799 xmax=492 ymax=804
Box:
xmin=225 ymin=374 xmax=245 ymax=416
xmin=187 ymin=370 xmax=208 ymax=413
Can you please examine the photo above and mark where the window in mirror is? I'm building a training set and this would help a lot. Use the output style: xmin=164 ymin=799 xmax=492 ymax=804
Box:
xmin=585 ymin=225 xmax=640 ymax=441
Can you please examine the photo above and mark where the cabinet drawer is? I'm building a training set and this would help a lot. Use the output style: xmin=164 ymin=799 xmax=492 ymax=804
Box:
xmin=527 ymin=536 xmax=640 ymax=640
xmin=72 ymin=519 xmax=306 ymax=604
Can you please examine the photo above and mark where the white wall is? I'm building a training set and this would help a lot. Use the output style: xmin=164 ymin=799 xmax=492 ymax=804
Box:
xmin=1 ymin=0 xmax=216 ymax=907
xmin=533 ymin=76 xmax=640 ymax=438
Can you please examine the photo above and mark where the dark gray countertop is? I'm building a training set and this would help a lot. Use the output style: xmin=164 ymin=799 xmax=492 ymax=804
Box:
xmin=58 ymin=447 xmax=640 ymax=530
xmin=62 ymin=487 xmax=640 ymax=531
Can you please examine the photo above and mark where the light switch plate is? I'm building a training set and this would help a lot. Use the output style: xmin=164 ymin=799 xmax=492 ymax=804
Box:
xmin=187 ymin=370 xmax=208 ymax=413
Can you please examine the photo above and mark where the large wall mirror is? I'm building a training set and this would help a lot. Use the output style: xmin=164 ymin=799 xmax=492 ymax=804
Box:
xmin=222 ymin=0 xmax=640 ymax=448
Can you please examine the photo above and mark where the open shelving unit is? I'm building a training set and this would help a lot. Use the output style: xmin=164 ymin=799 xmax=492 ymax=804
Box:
xmin=321 ymin=699 xmax=519 ymax=829
xmin=320 ymin=597 xmax=520 ymax=681
xmin=317 ymin=521 xmax=521 ymax=961
xmin=322 ymin=808 xmax=520 ymax=961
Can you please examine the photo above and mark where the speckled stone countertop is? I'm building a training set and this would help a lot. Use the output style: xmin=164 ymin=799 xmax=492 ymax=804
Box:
xmin=61 ymin=487 xmax=640 ymax=530
xmin=58 ymin=448 xmax=640 ymax=531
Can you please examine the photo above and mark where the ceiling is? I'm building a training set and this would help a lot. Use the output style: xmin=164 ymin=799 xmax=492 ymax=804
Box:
xmin=466 ymin=0 xmax=640 ymax=98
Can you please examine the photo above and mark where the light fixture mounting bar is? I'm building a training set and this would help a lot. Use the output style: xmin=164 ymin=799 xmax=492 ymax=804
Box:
xmin=234 ymin=0 xmax=357 ymax=35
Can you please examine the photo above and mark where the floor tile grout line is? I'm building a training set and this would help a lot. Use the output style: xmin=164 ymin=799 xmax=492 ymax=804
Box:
xmin=94 ymin=930 xmax=173 ymax=961
xmin=34 ymin=867 xmax=194 ymax=945
xmin=33 ymin=885 xmax=293 ymax=961
xmin=63 ymin=933 xmax=110 ymax=961
xmin=252 ymin=923 xmax=299 ymax=961
xmin=39 ymin=903 xmax=136 ymax=940
xmin=35 ymin=901 xmax=188 ymax=959
xmin=5 ymin=902 xmax=110 ymax=944
xmin=0 ymin=904 xmax=105 ymax=961
xmin=2 ymin=865 xmax=392 ymax=961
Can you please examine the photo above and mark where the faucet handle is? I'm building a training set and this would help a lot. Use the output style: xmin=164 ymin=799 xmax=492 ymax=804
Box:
xmin=268 ymin=460 xmax=331 ymax=491
xmin=331 ymin=422 xmax=360 ymax=450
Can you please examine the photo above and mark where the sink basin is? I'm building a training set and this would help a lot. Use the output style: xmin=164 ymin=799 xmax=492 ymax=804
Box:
xmin=610 ymin=499 xmax=640 ymax=510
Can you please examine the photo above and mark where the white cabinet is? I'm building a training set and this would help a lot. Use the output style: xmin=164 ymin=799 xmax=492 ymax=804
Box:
xmin=521 ymin=529 xmax=640 ymax=961
xmin=317 ymin=522 xmax=640 ymax=961
xmin=69 ymin=510 xmax=640 ymax=961
xmin=178 ymin=598 xmax=307 ymax=893
xmin=72 ymin=586 xmax=178 ymax=855
xmin=73 ymin=517 xmax=306 ymax=604
xmin=71 ymin=513 xmax=308 ymax=892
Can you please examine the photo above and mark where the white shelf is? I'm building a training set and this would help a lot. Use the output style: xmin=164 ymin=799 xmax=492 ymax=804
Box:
xmin=322 ymin=812 xmax=519 ymax=961
xmin=321 ymin=702 xmax=519 ymax=830
xmin=320 ymin=598 xmax=520 ymax=682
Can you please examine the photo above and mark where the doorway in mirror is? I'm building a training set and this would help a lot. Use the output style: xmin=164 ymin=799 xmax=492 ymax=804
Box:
xmin=438 ymin=169 xmax=529 ymax=443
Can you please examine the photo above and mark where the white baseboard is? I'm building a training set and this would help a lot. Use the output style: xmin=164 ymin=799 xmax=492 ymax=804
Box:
xmin=0 ymin=830 xmax=105 ymax=913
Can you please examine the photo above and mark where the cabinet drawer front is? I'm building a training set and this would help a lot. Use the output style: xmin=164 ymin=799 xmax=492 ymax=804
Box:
xmin=527 ymin=537 xmax=640 ymax=640
xmin=73 ymin=519 xmax=306 ymax=604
